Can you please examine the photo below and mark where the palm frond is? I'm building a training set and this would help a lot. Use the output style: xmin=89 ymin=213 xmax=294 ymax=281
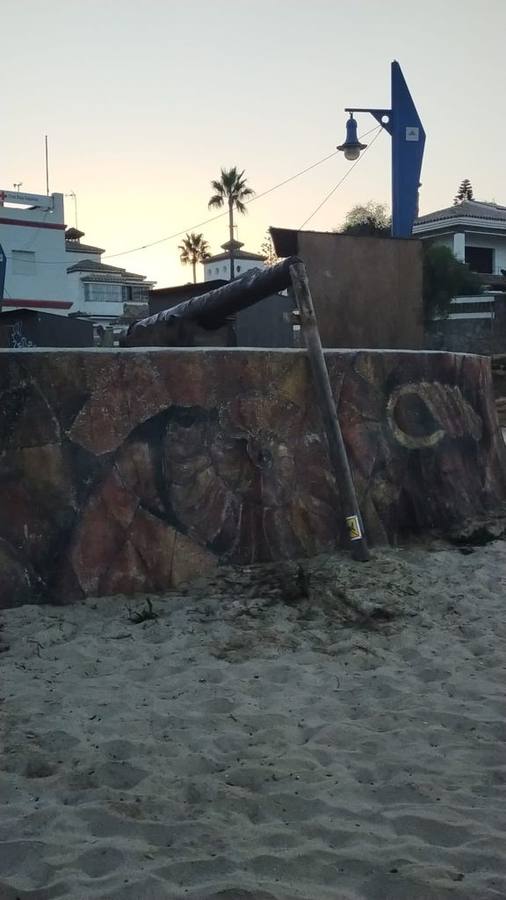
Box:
xmin=209 ymin=165 xmax=254 ymax=216
xmin=208 ymin=193 xmax=224 ymax=209
xmin=179 ymin=232 xmax=211 ymax=265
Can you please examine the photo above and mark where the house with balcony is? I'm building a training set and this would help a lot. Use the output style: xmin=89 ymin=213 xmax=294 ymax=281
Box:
xmin=0 ymin=189 xmax=154 ymax=343
xmin=413 ymin=199 xmax=506 ymax=353
xmin=65 ymin=228 xmax=154 ymax=334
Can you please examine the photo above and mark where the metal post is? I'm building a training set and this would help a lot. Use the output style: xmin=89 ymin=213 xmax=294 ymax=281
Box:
xmin=289 ymin=260 xmax=370 ymax=562
xmin=44 ymin=135 xmax=50 ymax=196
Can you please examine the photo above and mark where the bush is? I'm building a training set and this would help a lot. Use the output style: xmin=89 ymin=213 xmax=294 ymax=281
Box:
xmin=423 ymin=244 xmax=481 ymax=322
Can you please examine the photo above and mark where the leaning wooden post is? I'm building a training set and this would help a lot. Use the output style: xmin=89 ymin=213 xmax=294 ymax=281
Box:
xmin=289 ymin=260 xmax=370 ymax=562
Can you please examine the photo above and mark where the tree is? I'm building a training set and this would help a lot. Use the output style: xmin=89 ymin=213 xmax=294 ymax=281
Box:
xmin=341 ymin=201 xmax=391 ymax=236
xmin=423 ymin=244 xmax=481 ymax=322
xmin=178 ymin=232 xmax=210 ymax=283
xmin=208 ymin=167 xmax=254 ymax=279
xmin=259 ymin=231 xmax=278 ymax=267
xmin=453 ymin=179 xmax=474 ymax=205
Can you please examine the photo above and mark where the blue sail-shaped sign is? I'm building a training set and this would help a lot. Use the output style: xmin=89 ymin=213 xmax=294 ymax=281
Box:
xmin=390 ymin=61 xmax=426 ymax=238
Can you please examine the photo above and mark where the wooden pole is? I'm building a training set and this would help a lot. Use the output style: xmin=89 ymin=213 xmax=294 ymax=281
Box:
xmin=289 ymin=260 xmax=370 ymax=562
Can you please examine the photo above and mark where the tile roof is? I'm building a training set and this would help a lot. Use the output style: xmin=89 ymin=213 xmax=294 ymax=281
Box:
xmin=65 ymin=241 xmax=105 ymax=254
xmin=66 ymin=258 xmax=148 ymax=280
xmin=415 ymin=199 xmax=506 ymax=226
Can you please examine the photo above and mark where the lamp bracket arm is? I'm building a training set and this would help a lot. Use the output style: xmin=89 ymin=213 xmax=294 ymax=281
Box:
xmin=344 ymin=108 xmax=393 ymax=135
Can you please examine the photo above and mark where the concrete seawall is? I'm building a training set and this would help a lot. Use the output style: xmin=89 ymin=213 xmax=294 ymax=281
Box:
xmin=1 ymin=348 xmax=505 ymax=606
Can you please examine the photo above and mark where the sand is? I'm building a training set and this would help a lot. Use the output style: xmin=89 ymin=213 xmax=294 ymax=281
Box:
xmin=1 ymin=542 xmax=506 ymax=900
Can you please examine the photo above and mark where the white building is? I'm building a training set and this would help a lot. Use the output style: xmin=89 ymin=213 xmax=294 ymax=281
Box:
xmin=65 ymin=228 xmax=154 ymax=326
xmin=203 ymin=239 xmax=265 ymax=281
xmin=0 ymin=190 xmax=72 ymax=312
xmin=0 ymin=189 xmax=154 ymax=331
xmin=413 ymin=199 xmax=506 ymax=282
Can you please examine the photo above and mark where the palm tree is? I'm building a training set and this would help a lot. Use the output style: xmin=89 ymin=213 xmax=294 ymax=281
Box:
xmin=208 ymin=167 xmax=254 ymax=279
xmin=178 ymin=232 xmax=210 ymax=283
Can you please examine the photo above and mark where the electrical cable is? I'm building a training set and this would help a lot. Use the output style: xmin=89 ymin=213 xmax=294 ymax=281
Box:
xmin=103 ymin=126 xmax=382 ymax=260
xmin=298 ymin=126 xmax=383 ymax=230
xmin=0 ymin=124 xmax=384 ymax=268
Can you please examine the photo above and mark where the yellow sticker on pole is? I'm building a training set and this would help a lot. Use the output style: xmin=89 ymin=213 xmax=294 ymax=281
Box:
xmin=346 ymin=515 xmax=362 ymax=541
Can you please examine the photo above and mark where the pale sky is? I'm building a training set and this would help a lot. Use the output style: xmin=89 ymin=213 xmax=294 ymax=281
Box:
xmin=3 ymin=0 xmax=505 ymax=287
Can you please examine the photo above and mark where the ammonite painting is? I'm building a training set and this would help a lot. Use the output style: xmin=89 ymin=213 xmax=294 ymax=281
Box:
xmin=0 ymin=348 xmax=504 ymax=606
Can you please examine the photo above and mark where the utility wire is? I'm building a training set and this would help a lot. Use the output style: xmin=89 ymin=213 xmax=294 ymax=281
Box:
xmin=104 ymin=126 xmax=381 ymax=261
xmin=103 ymin=153 xmax=340 ymax=260
xmin=298 ymin=126 xmax=383 ymax=230
xmin=0 ymin=125 xmax=383 ymax=269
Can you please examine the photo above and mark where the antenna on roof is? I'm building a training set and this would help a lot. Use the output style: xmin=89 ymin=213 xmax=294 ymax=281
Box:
xmin=44 ymin=135 xmax=50 ymax=195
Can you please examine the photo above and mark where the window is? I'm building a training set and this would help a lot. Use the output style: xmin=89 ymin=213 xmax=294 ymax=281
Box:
xmin=123 ymin=284 xmax=149 ymax=303
xmin=12 ymin=250 xmax=36 ymax=275
xmin=84 ymin=283 xmax=123 ymax=303
xmin=465 ymin=246 xmax=494 ymax=274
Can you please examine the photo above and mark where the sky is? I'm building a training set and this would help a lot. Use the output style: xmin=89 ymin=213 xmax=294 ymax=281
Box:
xmin=2 ymin=0 xmax=505 ymax=287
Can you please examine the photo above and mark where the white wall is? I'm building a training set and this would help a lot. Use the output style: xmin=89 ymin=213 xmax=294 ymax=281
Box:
xmin=66 ymin=249 xmax=101 ymax=265
xmin=0 ymin=193 xmax=70 ymax=303
xmin=421 ymin=234 xmax=453 ymax=251
xmin=67 ymin=274 xmax=125 ymax=317
xmin=203 ymin=257 xmax=265 ymax=281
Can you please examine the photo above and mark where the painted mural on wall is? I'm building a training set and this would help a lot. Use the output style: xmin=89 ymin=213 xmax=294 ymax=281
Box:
xmin=0 ymin=348 xmax=505 ymax=608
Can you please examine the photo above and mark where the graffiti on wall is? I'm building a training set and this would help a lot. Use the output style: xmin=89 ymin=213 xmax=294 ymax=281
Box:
xmin=9 ymin=321 xmax=35 ymax=349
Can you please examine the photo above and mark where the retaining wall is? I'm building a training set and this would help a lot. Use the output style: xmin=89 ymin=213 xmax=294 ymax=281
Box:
xmin=1 ymin=348 xmax=505 ymax=607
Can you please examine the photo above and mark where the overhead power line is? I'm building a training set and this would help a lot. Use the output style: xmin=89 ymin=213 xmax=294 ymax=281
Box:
xmin=298 ymin=126 xmax=383 ymax=230
xmin=104 ymin=126 xmax=381 ymax=261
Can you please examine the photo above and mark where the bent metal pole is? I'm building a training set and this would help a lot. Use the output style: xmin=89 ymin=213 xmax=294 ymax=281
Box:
xmin=289 ymin=260 xmax=370 ymax=562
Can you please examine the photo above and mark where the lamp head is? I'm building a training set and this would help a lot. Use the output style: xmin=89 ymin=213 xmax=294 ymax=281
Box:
xmin=337 ymin=113 xmax=367 ymax=161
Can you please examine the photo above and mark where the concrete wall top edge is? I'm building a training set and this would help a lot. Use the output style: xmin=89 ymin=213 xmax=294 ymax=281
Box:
xmin=0 ymin=347 xmax=488 ymax=360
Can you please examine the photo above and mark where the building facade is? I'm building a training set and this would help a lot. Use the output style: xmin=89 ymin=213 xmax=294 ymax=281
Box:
xmin=65 ymin=228 xmax=154 ymax=329
xmin=413 ymin=199 xmax=506 ymax=285
xmin=203 ymin=239 xmax=265 ymax=281
xmin=0 ymin=190 xmax=72 ymax=312
xmin=0 ymin=189 xmax=154 ymax=339
xmin=414 ymin=199 xmax=506 ymax=354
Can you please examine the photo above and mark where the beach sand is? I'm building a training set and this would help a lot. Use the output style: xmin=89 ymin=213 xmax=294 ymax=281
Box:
xmin=1 ymin=541 xmax=506 ymax=899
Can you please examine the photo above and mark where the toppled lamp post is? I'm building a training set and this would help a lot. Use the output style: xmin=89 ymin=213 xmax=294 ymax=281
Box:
xmin=337 ymin=60 xmax=426 ymax=238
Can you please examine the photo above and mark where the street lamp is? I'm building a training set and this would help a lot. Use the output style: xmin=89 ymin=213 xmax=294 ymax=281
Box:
xmin=337 ymin=113 xmax=367 ymax=161
xmin=337 ymin=60 xmax=425 ymax=238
